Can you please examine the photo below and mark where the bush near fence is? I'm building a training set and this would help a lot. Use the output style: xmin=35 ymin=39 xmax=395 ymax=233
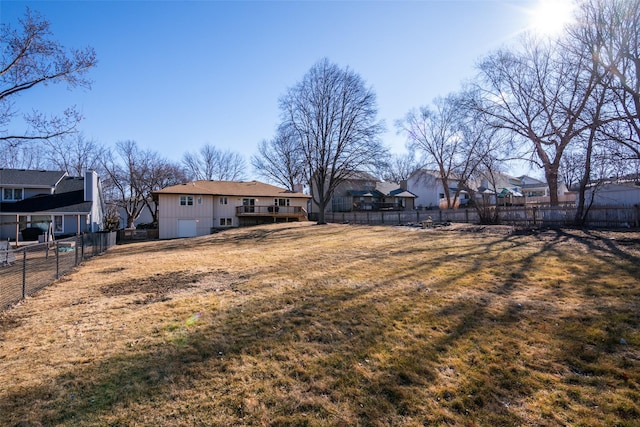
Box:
xmin=321 ymin=205 xmax=640 ymax=228
xmin=0 ymin=231 xmax=116 ymax=311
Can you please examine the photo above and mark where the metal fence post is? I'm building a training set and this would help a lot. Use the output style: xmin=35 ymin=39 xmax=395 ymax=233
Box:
xmin=22 ymin=250 xmax=26 ymax=300
xmin=55 ymin=241 xmax=59 ymax=280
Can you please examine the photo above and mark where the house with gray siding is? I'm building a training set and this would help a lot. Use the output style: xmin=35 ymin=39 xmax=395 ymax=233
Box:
xmin=0 ymin=169 xmax=106 ymax=243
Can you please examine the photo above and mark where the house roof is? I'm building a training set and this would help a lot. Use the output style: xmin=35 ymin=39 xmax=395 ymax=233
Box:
xmin=0 ymin=177 xmax=91 ymax=214
xmin=348 ymin=189 xmax=384 ymax=198
xmin=375 ymin=181 xmax=399 ymax=195
xmin=154 ymin=180 xmax=311 ymax=198
xmin=0 ymin=168 xmax=67 ymax=187
xmin=343 ymin=170 xmax=379 ymax=181
xmin=409 ymin=169 xmax=465 ymax=183
xmin=390 ymin=190 xmax=418 ymax=198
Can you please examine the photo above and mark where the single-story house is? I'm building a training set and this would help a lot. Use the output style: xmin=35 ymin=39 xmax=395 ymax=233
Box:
xmin=0 ymin=168 xmax=105 ymax=243
xmin=153 ymin=180 xmax=311 ymax=239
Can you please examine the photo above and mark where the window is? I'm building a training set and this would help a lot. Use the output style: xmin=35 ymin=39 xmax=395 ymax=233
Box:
xmin=439 ymin=193 xmax=445 ymax=199
xmin=242 ymin=198 xmax=255 ymax=213
xmin=219 ymin=197 xmax=228 ymax=205
xmin=180 ymin=195 xmax=194 ymax=206
xmin=3 ymin=188 xmax=23 ymax=201
xmin=274 ymin=198 xmax=290 ymax=207
xmin=54 ymin=215 xmax=63 ymax=233
xmin=220 ymin=218 xmax=233 ymax=226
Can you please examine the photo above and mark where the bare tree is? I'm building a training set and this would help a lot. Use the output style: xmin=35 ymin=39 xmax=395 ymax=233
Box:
xmin=398 ymin=92 xmax=495 ymax=209
xmin=573 ymin=0 xmax=640 ymax=154
xmin=138 ymin=153 xmax=188 ymax=225
xmin=279 ymin=58 xmax=386 ymax=224
xmin=375 ymin=153 xmax=421 ymax=183
xmin=466 ymin=153 xmax=507 ymax=225
xmin=559 ymin=149 xmax=585 ymax=190
xmin=475 ymin=35 xmax=604 ymax=206
xmin=0 ymin=140 xmax=46 ymax=169
xmin=251 ymin=124 xmax=305 ymax=190
xmin=183 ymin=144 xmax=246 ymax=181
xmin=101 ymin=141 xmax=147 ymax=229
xmin=44 ymin=133 xmax=105 ymax=177
xmin=0 ymin=8 xmax=96 ymax=147
xmin=102 ymin=141 xmax=186 ymax=228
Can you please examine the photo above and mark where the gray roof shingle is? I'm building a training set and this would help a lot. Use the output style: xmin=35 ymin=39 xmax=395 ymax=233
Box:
xmin=0 ymin=169 xmax=67 ymax=187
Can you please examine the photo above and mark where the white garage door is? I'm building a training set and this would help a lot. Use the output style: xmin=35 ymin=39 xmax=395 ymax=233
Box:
xmin=177 ymin=219 xmax=197 ymax=238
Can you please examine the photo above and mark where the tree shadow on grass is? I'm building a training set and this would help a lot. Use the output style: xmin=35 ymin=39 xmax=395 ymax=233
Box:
xmin=2 ymin=227 xmax=639 ymax=426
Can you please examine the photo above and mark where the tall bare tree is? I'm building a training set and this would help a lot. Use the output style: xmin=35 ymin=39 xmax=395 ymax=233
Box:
xmin=279 ymin=58 xmax=386 ymax=224
xmin=138 ymin=153 xmax=187 ymax=225
xmin=251 ymin=124 xmax=305 ymax=191
xmin=573 ymin=0 xmax=640 ymax=154
xmin=101 ymin=141 xmax=147 ymax=229
xmin=182 ymin=144 xmax=246 ymax=181
xmin=475 ymin=35 xmax=604 ymax=206
xmin=44 ymin=133 xmax=105 ymax=177
xmin=399 ymin=91 xmax=497 ymax=209
xmin=103 ymin=141 xmax=186 ymax=228
xmin=0 ymin=140 xmax=45 ymax=169
xmin=375 ymin=153 xmax=421 ymax=183
xmin=0 ymin=8 xmax=96 ymax=147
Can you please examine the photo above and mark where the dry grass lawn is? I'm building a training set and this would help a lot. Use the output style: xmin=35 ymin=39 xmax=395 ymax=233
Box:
xmin=0 ymin=222 xmax=639 ymax=426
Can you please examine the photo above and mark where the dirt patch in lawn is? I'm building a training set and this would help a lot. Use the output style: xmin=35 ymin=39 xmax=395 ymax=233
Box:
xmin=100 ymin=270 xmax=210 ymax=304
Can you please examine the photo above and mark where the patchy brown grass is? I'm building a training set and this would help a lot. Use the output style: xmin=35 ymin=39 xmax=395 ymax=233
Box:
xmin=1 ymin=222 xmax=639 ymax=426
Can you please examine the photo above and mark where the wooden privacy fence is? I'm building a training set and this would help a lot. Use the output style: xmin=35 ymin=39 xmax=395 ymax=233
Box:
xmin=323 ymin=205 xmax=640 ymax=228
xmin=0 ymin=231 xmax=116 ymax=311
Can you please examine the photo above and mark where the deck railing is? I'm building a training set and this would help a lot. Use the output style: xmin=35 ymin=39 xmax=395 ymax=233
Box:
xmin=235 ymin=205 xmax=307 ymax=217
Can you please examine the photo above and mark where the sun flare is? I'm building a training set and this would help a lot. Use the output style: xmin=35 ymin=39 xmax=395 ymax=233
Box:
xmin=528 ymin=0 xmax=576 ymax=37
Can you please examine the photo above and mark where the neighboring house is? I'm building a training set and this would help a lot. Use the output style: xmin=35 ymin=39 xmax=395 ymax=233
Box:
xmin=312 ymin=171 xmax=378 ymax=213
xmin=584 ymin=182 xmax=640 ymax=206
xmin=116 ymin=201 xmax=155 ymax=229
xmin=0 ymin=168 xmax=105 ymax=242
xmin=406 ymin=169 xmax=469 ymax=209
xmin=477 ymin=173 xmax=572 ymax=206
xmin=310 ymin=171 xmax=416 ymax=213
xmin=518 ymin=175 xmax=548 ymax=197
xmin=153 ymin=180 xmax=311 ymax=239
xmin=347 ymin=182 xmax=417 ymax=211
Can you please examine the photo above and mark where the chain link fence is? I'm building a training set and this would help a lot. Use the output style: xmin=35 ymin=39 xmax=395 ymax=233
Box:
xmin=0 ymin=231 xmax=116 ymax=311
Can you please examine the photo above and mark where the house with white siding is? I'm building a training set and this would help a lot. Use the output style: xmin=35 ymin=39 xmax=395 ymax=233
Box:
xmin=584 ymin=182 xmax=640 ymax=206
xmin=406 ymin=169 xmax=469 ymax=209
xmin=153 ymin=180 xmax=311 ymax=239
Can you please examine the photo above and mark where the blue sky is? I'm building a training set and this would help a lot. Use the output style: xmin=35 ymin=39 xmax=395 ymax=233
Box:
xmin=1 ymin=0 xmax=545 ymax=177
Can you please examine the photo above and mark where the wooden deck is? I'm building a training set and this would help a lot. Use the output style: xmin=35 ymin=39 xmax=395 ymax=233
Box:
xmin=235 ymin=205 xmax=308 ymax=221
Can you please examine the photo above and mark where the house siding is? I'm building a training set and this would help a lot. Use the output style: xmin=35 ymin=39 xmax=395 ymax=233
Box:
xmin=407 ymin=172 xmax=442 ymax=209
xmin=214 ymin=196 xmax=238 ymax=227
xmin=158 ymin=192 xmax=310 ymax=239
xmin=158 ymin=194 xmax=215 ymax=239
xmin=586 ymin=184 xmax=640 ymax=206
